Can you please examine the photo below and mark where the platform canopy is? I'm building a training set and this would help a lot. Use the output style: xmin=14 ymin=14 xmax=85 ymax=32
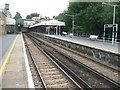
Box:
xmin=29 ymin=19 xmax=65 ymax=28
xmin=40 ymin=19 xmax=65 ymax=26
xmin=30 ymin=22 xmax=42 ymax=28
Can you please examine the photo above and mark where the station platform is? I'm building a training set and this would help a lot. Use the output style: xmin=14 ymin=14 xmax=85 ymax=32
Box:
xmin=0 ymin=34 xmax=34 ymax=89
xmin=45 ymin=34 xmax=120 ymax=54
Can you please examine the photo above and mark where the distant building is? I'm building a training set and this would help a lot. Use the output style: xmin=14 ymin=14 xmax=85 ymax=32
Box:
xmin=0 ymin=4 xmax=15 ymax=35
xmin=15 ymin=17 xmax=51 ymax=28
xmin=23 ymin=19 xmax=35 ymax=27
xmin=32 ymin=17 xmax=41 ymax=23
xmin=32 ymin=16 xmax=50 ymax=23
xmin=41 ymin=17 xmax=50 ymax=22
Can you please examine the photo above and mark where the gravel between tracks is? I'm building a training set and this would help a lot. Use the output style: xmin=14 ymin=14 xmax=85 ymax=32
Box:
xmin=34 ymin=34 xmax=119 ymax=83
xmin=42 ymin=45 xmax=114 ymax=88
xmin=24 ymin=35 xmax=77 ymax=88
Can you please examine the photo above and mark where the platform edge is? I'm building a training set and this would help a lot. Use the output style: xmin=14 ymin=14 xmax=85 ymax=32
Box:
xmin=21 ymin=33 xmax=35 ymax=88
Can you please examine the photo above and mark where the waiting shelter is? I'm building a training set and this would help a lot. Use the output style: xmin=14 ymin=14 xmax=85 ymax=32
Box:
xmin=29 ymin=19 xmax=65 ymax=35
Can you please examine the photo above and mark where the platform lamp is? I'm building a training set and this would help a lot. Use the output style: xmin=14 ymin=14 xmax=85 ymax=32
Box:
xmin=65 ymin=14 xmax=75 ymax=36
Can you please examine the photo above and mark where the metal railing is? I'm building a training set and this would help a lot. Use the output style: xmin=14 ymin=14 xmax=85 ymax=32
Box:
xmin=73 ymin=33 xmax=120 ymax=43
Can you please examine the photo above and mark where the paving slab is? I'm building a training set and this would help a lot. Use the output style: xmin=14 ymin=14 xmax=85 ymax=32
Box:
xmin=1 ymin=34 xmax=28 ymax=88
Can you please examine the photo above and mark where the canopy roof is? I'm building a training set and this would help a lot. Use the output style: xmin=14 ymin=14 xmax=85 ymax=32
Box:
xmin=30 ymin=19 xmax=65 ymax=28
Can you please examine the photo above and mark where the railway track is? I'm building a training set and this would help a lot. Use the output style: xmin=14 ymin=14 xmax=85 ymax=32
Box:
xmin=26 ymin=33 xmax=120 ymax=89
xmin=24 ymin=34 xmax=44 ymax=88
xmin=30 ymin=32 xmax=120 ymax=82
xmin=23 ymin=34 xmax=91 ymax=89
xmin=32 ymin=33 xmax=119 ymax=71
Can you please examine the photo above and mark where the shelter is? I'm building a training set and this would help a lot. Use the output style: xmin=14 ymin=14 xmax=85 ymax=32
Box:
xmin=29 ymin=19 xmax=65 ymax=35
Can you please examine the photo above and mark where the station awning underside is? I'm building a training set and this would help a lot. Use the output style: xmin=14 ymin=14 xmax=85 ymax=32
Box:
xmin=29 ymin=19 xmax=65 ymax=28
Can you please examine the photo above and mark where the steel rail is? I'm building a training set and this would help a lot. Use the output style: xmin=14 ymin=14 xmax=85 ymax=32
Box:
xmin=37 ymin=33 xmax=120 ymax=72
xmin=23 ymin=34 xmax=47 ymax=89
xmin=26 ymin=33 xmax=94 ymax=90
xmin=28 ymin=33 xmax=120 ymax=89
xmin=44 ymin=36 xmax=120 ymax=73
xmin=31 ymin=32 xmax=120 ymax=72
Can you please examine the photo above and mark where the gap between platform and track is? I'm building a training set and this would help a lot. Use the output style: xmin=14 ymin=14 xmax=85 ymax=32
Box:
xmin=0 ymin=35 xmax=19 ymax=76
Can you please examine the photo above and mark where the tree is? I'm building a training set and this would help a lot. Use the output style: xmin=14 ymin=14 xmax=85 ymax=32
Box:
xmin=26 ymin=13 xmax=40 ymax=19
xmin=55 ymin=10 xmax=72 ymax=32
xmin=13 ymin=12 xmax=22 ymax=19
xmin=56 ymin=2 xmax=120 ymax=37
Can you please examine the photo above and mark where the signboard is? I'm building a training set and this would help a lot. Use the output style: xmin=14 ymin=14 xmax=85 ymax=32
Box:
xmin=105 ymin=24 xmax=117 ymax=28
xmin=103 ymin=24 xmax=118 ymax=45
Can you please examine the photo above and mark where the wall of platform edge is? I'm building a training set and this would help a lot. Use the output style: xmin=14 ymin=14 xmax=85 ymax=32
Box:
xmin=43 ymin=35 xmax=120 ymax=66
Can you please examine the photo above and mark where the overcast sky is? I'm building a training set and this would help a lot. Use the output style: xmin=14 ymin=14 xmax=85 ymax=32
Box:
xmin=0 ymin=0 xmax=69 ymax=19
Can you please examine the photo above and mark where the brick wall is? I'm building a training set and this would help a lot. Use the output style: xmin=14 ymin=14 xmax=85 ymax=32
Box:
xmin=0 ymin=10 xmax=6 ymax=35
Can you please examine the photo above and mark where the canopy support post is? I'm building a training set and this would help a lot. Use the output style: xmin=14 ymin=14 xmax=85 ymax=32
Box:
xmin=59 ymin=25 xmax=61 ymax=35
xmin=56 ymin=25 xmax=58 ymax=35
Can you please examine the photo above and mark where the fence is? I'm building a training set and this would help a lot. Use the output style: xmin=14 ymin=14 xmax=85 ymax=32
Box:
xmin=74 ymin=33 xmax=120 ymax=43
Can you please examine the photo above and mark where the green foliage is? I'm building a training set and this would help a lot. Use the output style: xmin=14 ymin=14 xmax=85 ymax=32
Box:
xmin=26 ymin=13 xmax=40 ymax=19
xmin=74 ymin=26 xmax=85 ymax=33
xmin=13 ymin=12 xmax=22 ymax=19
xmin=56 ymin=2 xmax=120 ymax=36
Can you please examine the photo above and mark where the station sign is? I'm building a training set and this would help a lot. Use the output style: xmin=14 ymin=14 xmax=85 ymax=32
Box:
xmin=103 ymin=24 xmax=118 ymax=45
xmin=105 ymin=24 xmax=117 ymax=28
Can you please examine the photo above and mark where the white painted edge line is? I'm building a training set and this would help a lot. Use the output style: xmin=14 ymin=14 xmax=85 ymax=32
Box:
xmin=21 ymin=33 xmax=35 ymax=88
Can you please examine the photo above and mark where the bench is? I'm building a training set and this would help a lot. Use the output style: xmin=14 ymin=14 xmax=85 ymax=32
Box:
xmin=89 ymin=35 xmax=98 ymax=40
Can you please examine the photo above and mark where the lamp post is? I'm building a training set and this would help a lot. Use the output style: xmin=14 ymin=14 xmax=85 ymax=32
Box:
xmin=65 ymin=14 xmax=75 ymax=35
xmin=102 ymin=2 xmax=120 ymax=45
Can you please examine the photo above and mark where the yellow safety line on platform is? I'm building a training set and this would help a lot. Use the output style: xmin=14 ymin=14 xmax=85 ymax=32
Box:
xmin=0 ymin=35 xmax=19 ymax=76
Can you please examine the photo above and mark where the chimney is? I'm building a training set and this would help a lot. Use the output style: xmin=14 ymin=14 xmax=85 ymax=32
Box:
xmin=5 ymin=4 xmax=9 ymax=10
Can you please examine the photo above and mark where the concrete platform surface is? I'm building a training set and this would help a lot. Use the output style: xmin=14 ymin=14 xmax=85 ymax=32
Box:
xmin=46 ymin=35 xmax=119 ymax=54
xmin=0 ymin=34 xmax=33 ymax=88
xmin=0 ymin=35 xmax=17 ymax=61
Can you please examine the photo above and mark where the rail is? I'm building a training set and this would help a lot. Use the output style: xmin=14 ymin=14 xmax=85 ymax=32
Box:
xmin=27 ymin=33 xmax=120 ymax=89
xmin=26 ymin=33 xmax=94 ymax=89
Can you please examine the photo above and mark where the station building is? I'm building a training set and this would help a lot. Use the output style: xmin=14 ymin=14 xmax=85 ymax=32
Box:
xmin=0 ymin=9 xmax=7 ymax=35
xmin=0 ymin=4 xmax=15 ymax=35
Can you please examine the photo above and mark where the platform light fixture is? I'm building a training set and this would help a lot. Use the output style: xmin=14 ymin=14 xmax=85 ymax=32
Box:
xmin=65 ymin=14 xmax=75 ymax=36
